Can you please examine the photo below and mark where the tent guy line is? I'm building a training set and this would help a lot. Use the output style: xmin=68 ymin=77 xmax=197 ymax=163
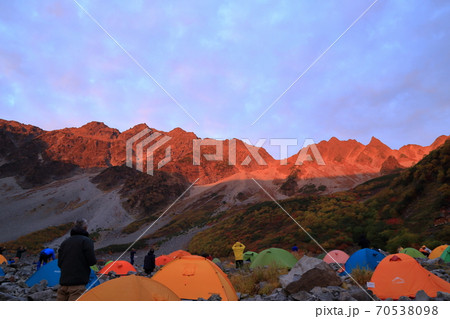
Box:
xmin=71 ymin=0 xmax=200 ymax=126
xmin=251 ymin=178 xmax=376 ymax=301
xmin=250 ymin=0 xmax=379 ymax=127
xmin=76 ymin=177 xmax=200 ymax=300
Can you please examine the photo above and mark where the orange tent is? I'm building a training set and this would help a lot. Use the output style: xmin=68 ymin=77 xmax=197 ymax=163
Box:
xmin=98 ymin=260 xmax=137 ymax=276
xmin=323 ymin=250 xmax=350 ymax=264
xmin=78 ymin=275 xmax=180 ymax=301
xmin=168 ymin=250 xmax=191 ymax=259
xmin=429 ymin=245 xmax=448 ymax=259
xmin=0 ymin=254 xmax=7 ymax=264
xmin=156 ymin=255 xmax=173 ymax=267
xmin=368 ymin=253 xmax=450 ymax=300
xmin=153 ymin=255 xmax=238 ymax=301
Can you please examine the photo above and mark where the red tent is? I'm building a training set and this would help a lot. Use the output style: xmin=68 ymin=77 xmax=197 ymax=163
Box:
xmin=98 ymin=260 xmax=137 ymax=276
xmin=156 ymin=255 xmax=173 ymax=266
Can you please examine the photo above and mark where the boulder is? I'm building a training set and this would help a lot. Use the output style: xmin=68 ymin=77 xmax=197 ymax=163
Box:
xmin=279 ymin=256 xmax=342 ymax=294
xmin=290 ymin=291 xmax=315 ymax=301
xmin=0 ymin=291 xmax=26 ymax=301
xmin=398 ymin=296 xmax=411 ymax=301
xmin=348 ymin=286 xmax=373 ymax=301
xmin=207 ymin=294 xmax=222 ymax=301
xmin=339 ymin=291 xmax=357 ymax=301
xmin=28 ymin=289 xmax=56 ymax=301
xmin=267 ymin=288 xmax=288 ymax=301
xmin=415 ymin=290 xmax=431 ymax=301
xmin=310 ymin=287 xmax=334 ymax=301
xmin=436 ymin=291 xmax=450 ymax=301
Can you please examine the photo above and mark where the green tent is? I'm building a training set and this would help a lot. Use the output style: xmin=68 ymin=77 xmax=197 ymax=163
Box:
xmin=250 ymin=248 xmax=297 ymax=269
xmin=400 ymin=248 xmax=426 ymax=259
xmin=212 ymin=258 xmax=221 ymax=264
xmin=317 ymin=253 xmax=326 ymax=260
xmin=90 ymin=265 xmax=99 ymax=272
xmin=440 ymin=246 xmax=450 ymax=263
xmin=243 ymin=251 xmax=258 ymax=263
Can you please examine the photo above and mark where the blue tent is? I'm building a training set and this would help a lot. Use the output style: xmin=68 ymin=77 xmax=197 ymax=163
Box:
xmin=26 ymin=260 xmax=99 ymax=289
xmin=343 ymin=248 xmax=384 ymax=275
xmin=0 ymin=267 xmax=4 ymax=276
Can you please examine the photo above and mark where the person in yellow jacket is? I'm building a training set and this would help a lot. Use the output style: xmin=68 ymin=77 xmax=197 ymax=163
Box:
xmin=232 ymin=241 xmax=245 ymax=269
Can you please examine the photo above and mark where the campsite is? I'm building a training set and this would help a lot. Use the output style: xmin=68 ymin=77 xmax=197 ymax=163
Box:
xmin=1 ymin=1 xmax=450 ymax=311
xmin=1 ymin=245 xmax=450 ymax=301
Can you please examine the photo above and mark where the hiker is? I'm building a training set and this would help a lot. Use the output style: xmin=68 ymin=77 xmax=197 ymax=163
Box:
xmin=292 ymin=244 xmax=299 ymax=252
xmin=358 ymin=234 xmax=370 ymax=249
xmin=419 ymin=245 xmax=431 ymax=257
xmin=130 ymin=248 xmax=137 ymax=265
xmin=232 ymin=241 xmax=245 ymax=269
xmin=397 ymin=246 xmax=404 ymax=253
xmin=143 ymin=249 xmax=156 ymax=276
xmin=37 ymin=247 xmax=56 ymax=270
xmin=16 ymin=246 xmax=27 ymax=259
xmin=57 ymin=218 xmax=97 ymax=301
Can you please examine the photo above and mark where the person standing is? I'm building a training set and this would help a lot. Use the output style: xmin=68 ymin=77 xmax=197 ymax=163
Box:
xmin=143 ymin=249 xmax=156 ymax=276
xmin=232 ymin=241 xmax=245 ymax=269
xmin=57 ymin=218 xmax=97 ymax=301
xmin=130 ymin=248 xmax=137 ymax=265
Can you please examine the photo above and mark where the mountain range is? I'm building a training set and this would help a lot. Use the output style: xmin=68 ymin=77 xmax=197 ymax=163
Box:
xmin=0 ymin=119 xmax=448 ymax=253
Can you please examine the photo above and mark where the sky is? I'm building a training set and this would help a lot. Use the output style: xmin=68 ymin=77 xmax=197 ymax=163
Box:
xmin=0 ymin=0 xmax=449 ymax=158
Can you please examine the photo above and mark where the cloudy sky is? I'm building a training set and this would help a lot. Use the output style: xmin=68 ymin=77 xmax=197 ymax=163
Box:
xmin=1 ymin=0 xmax=449 ymax=158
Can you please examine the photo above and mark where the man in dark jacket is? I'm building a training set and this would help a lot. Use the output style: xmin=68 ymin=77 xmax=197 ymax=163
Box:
xmin=57 ymin=218 xmax=97 ymax=301
xmin=143 ymin=249 xmax=156 ymax=275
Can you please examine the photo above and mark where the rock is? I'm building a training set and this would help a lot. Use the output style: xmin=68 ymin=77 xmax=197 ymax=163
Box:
xmin=328 ymin=263 xmax=342 ymax=272
xmin=398 ymin=296 xmax=411 ymax=301
xmin=310 ymin=287 xmax=334 ymax=301
xmin=236 ymin=292 xmax=241 ymax=300
xmin=436 ymin=291 xmax=450 ymax=301
xmin=27 ymin=289 xmax=56 ymax=301
xmin=423 ymin=258 xmax=440 ymax=265
xmin=339 ymin=292 xmax=357 ymax=301
xmin=17 ymin=280 xmax=28 ymax=289
xmin=279 ymin=256 xmax=342 ymax=294
xmin=348 ymin=286 xmax=373 ymax=301
xmin=28 ymin=280 xmax=48 ymax=294
xmin=291 ymin=291 xmax=315 ymax=301
xmin=0 ymin=291 xmax=26 ymax=301
xmin=385 ymin=298 xmax=393 ymax=301
xmin=267 ymin=288 xmax=288 ymax=301
xmin=207 ymin=294 xmax=222 ymax=301
xmin=415 ymin=290 xmax=431 ymax=301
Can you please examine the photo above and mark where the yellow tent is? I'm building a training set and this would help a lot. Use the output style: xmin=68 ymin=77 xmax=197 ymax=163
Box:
xmin=153 ymin=255 xmax=238 ymax=301
xmin=78 ymin=275 xmax=180 ymax=301
xmin=429 ymin=245 xmax=448 ymax=259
